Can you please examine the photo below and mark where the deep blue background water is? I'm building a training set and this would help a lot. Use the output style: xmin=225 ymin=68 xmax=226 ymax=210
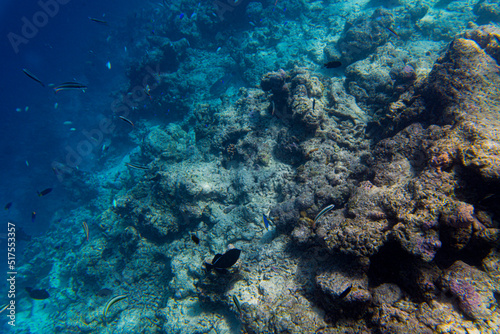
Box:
xmin=0 ymin=0 xmax=144 ymax=262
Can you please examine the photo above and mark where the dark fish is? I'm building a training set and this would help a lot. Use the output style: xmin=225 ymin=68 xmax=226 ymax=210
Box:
xmin=386 ymin=26 xmax=399 ymax=38
xmin=37 ymin=188 xmax=52 ymax=197
xmin=126 ymin=162 xmax=149 ymax=170
xmin=32 ymin=211 xmax=36 ymax=223
xmin=205 ymin=248 xmax=241 ymax=272
xmin=54 ymin=82 xmax=87 ymax=93
xmin=22 ymin=68 xmax=45 ymax=87
xmin=210 ymin=73 xmax=234 ymax=95
xmin=96 ymin=288 xmax=113 ymax=297
xmin=119 ymin=116 xmax=134 ymax=127
xmin=88 ymin=17 xmax=108 ymax=25
xmin=5 ymin=202 xmax=12 ymax=210
xmin=191 ymin=234 xmax=200 ymax=245
xmin=233 ymin=295 xmax=242 ymax=314
xmin=479 ymin=193 xmax=496 ymax=203
xmin=324 ymin=61 xmax=342 ymax=69
xmin=312 ymin=98 xmax=315 ymax=111
xmin=25 ymin=287 xmax=50 ymax=300
xmin=339 ymin=284 xmax=352 ymax=299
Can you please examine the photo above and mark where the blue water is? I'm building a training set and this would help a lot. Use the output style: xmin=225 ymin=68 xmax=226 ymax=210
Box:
xmin=0 ymin=2 xmax=144 ymax=328
xmin=0 ymin=0 xmax=499 ymax=333
xmin=1 ymin=1 xmax=136 ymax=230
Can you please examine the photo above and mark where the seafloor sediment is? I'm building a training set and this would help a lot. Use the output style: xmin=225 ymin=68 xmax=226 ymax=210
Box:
xmin=12 ymin=3 xmax=500 ymax=334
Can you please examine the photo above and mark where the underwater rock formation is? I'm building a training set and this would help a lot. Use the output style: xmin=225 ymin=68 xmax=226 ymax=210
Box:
xmin=345 ymin=43 xmax=411 ymax=114
xmin=17 ymin=14 xmax=500 ymax=333
xmin=269 ymin=24 xmax=500 ymax=331
xmin=474 ymin=0 xmax=500 ymax=25
xmin=335 ymin=8 xmax=395 ymax=65
xmin=425 ymin=26 xmax=500 ymax=182
xmin=442 ymin=260 xmax=495 ymax=320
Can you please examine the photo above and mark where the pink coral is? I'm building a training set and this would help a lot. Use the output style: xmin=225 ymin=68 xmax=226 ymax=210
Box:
xmin=430 ymin=152 xmax=453 ymax=173
xmin=449 ymin=278 xmax=482 ymax=318
xmin=446 ymin=203 xmax=485 ymax=230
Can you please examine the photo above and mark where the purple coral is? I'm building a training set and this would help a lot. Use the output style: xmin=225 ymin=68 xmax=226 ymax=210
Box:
xmin=390 ymin=64 xmax=417 ymax=88
xmin=416 ymin=237 xmax=442 ymax=261
xmin=449 ymin=278 xmax=482 ymax=318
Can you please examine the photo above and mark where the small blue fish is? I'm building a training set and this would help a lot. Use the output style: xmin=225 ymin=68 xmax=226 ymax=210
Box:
xmin=263 ymin=214 xmax=271 ymax=230
xmin=179 ymin=13 xmax=185 ymax=19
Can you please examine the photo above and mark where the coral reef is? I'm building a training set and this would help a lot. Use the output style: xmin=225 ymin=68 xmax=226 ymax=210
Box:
xmin=12 ymin=1 xmax=500 ymax=331
xmin=334 ymin=8 xmax=395 ymax=65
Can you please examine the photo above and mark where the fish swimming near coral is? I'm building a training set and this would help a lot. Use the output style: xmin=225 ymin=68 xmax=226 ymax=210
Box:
xmin=37 ymin=188 xmax=52 ymax=197
xmin=22 ymin=68 xmax=45 ymax=87
xmin=385 ymin=26 xmax=399 ymax=38
xmin=324 ymin=61 xmax=342 ymax=69
xmin=25 ymin=287 xmax=50 ymax=300
xmin=204 ymin=248 xmax=241 ymax=272
xmin=233 ymin=295 xmax=242 ymax=314
xmin=191 ymin=234 xmax=200 ymax=245
xmin=262 ymin=213 xmax=272 ymax=230
xmin=314 ymin=204 xmax=335 ymax=224
xmin=118 ymin=116 xmax=134 ymax=127
xmin=103 ymin=294 xmax=128 ymax=319
xmin=125 ymin=162 xmax=149 ymax=170
xmin=82 ymin=221 xmax=89 ymax=241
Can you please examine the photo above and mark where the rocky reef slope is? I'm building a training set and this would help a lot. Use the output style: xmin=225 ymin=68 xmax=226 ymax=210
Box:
xmin=16 ymin=20 xmax=500 ymax=334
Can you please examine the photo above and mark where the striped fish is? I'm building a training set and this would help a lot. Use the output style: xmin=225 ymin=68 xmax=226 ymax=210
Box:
xmin=262 ymin=214 xmax=271 ymax=230
xmin=54 ymin=82 xmax=87 ymax=93
xmin=82 ymin=221 xmax=89 ymax=241
xmin=103 ymin=294 xmax=128 ymax=319
xmin=314 ymin=204 xmax=335 ymax=224
xmin=126 ymin=162 xmax=149 ymax=170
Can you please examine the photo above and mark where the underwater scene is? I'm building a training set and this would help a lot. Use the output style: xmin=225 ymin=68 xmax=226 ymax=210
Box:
xmin=1 ymin=0 xmax=500 ymax=333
